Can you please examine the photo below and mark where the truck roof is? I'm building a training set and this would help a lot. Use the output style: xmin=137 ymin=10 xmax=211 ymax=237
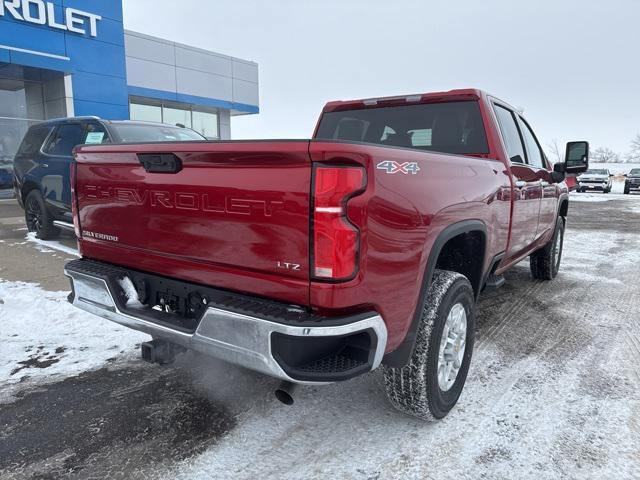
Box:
xmin=322 ymin=88 xmax=496 ymax=113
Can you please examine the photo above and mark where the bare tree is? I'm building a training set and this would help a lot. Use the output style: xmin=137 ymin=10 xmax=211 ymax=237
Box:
xmin=546 ymin=139 xmax=563 ymax=164
xmin=591 ymin=147 xmax=621 ymax=163
xmin=626 ymin=134 xmax=640 ymax=163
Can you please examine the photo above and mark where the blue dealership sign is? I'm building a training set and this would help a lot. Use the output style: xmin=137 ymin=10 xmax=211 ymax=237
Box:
xmin=0 ymin=0 xmax=129 ymax=119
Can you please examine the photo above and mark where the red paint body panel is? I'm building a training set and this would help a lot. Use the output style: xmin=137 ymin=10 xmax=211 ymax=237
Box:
xmin=75 ymin=141 xmax=312 ymax=306
xmin=73 ymin=89 xmax=569 ymax=356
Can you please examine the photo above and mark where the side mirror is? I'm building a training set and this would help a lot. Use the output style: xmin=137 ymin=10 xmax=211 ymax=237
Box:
xmin=564 ymin=141 xmax=589 ymax=174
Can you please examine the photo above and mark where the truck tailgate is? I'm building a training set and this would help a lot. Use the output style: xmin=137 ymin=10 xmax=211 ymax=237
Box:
xmin=73 ymin=141 xmax=312 ymax=306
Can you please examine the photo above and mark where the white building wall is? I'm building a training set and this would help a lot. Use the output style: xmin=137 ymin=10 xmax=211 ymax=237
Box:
xmin=124 ymin=30 xmax=259 ymax=139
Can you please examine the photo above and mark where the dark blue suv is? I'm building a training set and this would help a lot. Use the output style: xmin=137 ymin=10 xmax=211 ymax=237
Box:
xmin=13 ymin=117 xmax=205 ymax=239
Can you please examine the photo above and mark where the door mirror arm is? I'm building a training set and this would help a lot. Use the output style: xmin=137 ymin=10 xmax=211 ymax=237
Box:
xmin=551 ymin=163 xmax=566 ymax=183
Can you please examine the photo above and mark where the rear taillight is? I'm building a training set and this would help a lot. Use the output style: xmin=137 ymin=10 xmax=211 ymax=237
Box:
xmin=70 ymin=160 xmax=81 ymax=239
xmin=312 ymin=165 xmax=365 ymax=281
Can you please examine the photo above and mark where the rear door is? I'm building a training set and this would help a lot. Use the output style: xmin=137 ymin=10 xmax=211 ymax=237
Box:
xmin=493 ymin=104 xmax=542 ymax=258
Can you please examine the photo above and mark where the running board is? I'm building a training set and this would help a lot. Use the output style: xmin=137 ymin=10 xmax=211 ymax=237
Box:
xmin=53 ymin=220 xmax=75 ymax=232
xmin=485 ymin=274 xmax=505 ymax=289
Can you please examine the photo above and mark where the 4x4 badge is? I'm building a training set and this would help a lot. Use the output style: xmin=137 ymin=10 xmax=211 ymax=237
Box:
xmin=376 ymin=160 xmax=420 ymax=175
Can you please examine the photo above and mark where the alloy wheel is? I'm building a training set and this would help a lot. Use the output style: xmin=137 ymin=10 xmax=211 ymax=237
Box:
xmin=437 ymin=303 xmax=467 ymax=391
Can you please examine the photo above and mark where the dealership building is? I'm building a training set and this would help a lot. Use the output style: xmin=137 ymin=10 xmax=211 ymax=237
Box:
xmin=0 ymin=0 xmax=259 ymax=161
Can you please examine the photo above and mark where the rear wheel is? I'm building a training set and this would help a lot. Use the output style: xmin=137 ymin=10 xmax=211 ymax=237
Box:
xmin=383 ymin=270 xmax=475 ymax=420
xmin=530 ymin=216 xmax=565 ymax=280
xmin=24 ymin=190 xmax=59 ymax=240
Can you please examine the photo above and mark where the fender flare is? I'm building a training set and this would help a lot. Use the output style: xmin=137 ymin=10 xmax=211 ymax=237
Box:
xmin=382 ymin=219 xmax=487 ymax=368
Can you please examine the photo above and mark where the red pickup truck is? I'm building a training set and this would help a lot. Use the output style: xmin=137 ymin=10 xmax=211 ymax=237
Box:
xmin=64 ymin=89 xmax=588 ymax=420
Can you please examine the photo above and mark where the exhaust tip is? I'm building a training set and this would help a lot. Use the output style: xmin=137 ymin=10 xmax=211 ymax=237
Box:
xmin=274 ymin=381 xmax=296 ymax=406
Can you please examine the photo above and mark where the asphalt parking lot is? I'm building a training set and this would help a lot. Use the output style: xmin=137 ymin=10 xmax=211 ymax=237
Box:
xmin=1 ymin=192 xmax=639 ymax=480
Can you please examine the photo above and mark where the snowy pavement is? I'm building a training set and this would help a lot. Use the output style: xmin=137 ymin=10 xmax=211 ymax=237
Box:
xmin=1 ymin=196 xmax=640 ymax=479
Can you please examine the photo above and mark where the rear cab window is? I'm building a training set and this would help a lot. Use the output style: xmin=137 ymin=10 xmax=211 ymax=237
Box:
xmin=314 ymin=101 xmax=489 ymax=155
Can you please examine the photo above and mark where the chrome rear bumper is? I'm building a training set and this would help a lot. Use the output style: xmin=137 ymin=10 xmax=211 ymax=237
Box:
xmin=64 ymin=263 xmax=387 ymax=384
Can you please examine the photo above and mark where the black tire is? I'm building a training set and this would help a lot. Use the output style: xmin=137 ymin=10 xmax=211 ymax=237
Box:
xmin=383 ymin=270 xmax=475 ymax=420
xmin=24 ymin=190 xmax=60 ymax=240
xmin=624 ymin=185 xmax=630 ymax=194
xmin=530 ymin=216 xmax=565 ymax=280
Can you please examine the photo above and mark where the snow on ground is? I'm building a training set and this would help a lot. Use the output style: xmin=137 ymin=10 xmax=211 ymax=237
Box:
xmin=2 ymin=196 xmax=640 ymax=479
xmin=0 ymin=280 xmax=148 ymax=402
xmin=25 ymin=232 xmax=80 ymax=257
xmin=569 ymin=193 xmax=613 ymax=203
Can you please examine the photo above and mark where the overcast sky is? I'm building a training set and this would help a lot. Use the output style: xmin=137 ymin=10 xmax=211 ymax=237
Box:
xmin=123 ymin=0 xmax=640 ymax=158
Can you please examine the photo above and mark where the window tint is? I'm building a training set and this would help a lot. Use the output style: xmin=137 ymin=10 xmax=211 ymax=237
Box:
xmin=493 ymin=105 xmax=526 ymax=163
xmin=83 ymin=123 xmax=111 ymax=145
xmin=15 ymin=125 xmax=52 ymax=157
xmin=517 ymin=117 xmax=544 ymax=168
xmin=44 ymin=124 xmax=84 ymax=156
xmin=315 ymin=101 xmax=489 ymax=155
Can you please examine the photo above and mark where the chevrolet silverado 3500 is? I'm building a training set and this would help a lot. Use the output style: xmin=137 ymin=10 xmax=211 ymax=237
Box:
xmin=64 ymin=89 xmax=589 ymax=420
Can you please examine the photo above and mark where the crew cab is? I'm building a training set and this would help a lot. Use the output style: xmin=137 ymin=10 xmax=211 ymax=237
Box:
xmin=64 ymin=89 xmax=589 ymax=420
xmin=12 ymin=117 xmax=205 ymax=239
xmin=577 ymin=168 xmax=612 ymax=193
xmin=624 ymin=168 xmax=640 ymax=194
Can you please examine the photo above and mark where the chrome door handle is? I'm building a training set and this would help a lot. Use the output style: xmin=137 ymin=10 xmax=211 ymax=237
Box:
xmin=515 ymin=180 xmax=527 ymax=188
xmin=540 ymin=180 xmax=550 ymax=187
xmin=41 ymin=163 xmax=49 ymax=168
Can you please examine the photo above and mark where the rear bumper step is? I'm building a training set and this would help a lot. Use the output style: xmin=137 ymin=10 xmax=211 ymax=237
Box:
xmin=64 ymin=259 xmax=387 ymax=383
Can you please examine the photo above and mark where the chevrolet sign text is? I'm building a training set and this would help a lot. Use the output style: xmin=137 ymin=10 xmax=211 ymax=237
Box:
xmin=0 ymin=0 xmax=101 ymax=37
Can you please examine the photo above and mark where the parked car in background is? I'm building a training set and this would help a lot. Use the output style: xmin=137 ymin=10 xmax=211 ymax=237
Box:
xmin=624 ymin=168 xmax=640 ymax=194
xmin=12 ymin=117 xmax=205 ymax=239
xmin=577 ymin=168 xmax=612 ymax=193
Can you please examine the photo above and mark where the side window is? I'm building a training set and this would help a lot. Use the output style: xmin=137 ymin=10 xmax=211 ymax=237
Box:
xmin=517 ymin=117 xmax=544 ymax=168
xmin=493 ymin=105 xmax=526 ymax=164
xmin=44 ymin=124 xmax=85 ymax=156
xmin=83 ymin=123 xmax=111 ymax=144
xmin=15 ymin=126 xmax=53 ymax=158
